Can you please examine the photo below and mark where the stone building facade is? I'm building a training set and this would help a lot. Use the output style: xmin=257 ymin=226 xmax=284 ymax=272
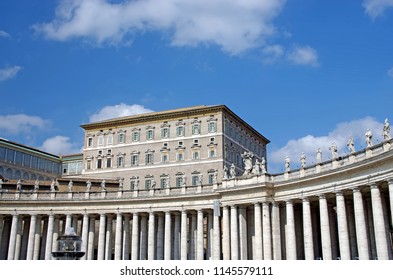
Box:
xmin=0 ymin=106 xmax=392 ymax=261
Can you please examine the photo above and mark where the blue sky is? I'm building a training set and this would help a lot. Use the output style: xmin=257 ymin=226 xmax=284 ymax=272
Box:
xmin=0 ymin=0 xmax=393 ymax=173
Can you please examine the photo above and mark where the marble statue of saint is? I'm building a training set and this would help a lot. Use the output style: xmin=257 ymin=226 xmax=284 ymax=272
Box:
xmin=330 ymin=143 xmax=338 ymax=160
xmin=285 ymin=156 xmax=290 ymax=172
xmin=316 ymin=148 xmax=322 ymax=164
xmin=253 ymin=159 xmax=261 ymax=176
xmin=16 ymin=179 xmax=23 ymax=191
xmin=68 ymin=180 xmax=73 ymax=192
xmin=118 ymin=178 xmax=124 ymax=191
xmin=230 ymin=163 xmax=236 ymax=179
xmin=383 ymin=118 xmax=391 ymax=140
xmin=197 ymin=174 xmax=203 ymax=186
xmin=101 ymin=179 xmax=106 ymax=191
xmin=34 ymin=179 xmax=39 ymax=192
xmin=261 ymin=157 xmax=267 ymax=174
xmin=241 ymin=151 xmax=254 ymax=176
xmin=50 ymin=180 xmax=56 ymax=192
xmin=165 ymin=178 xmax=170 ymax=188
xmin=213 ymin=171 xmax=218 ymax=184
xmin=86 ymin=180 xmax=92 ymax=192
xmin=300 ymin=153 xmax=306 ymax=169
xmin=182 ymin=175 xmax=187 ymax=187
xmin=223 ymin=165 xmax=229 ymax=180
xmin=347 ymin=136 xmax=355 ymax=154
xmin=365 ymin=129 xmax=373 ymax=147
xmin=151 ymin=178 xmax=157 ymax=189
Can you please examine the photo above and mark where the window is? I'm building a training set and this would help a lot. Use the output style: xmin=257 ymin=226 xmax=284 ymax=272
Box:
xmin=176 ymin=174 xmax=185 ymax=187
xmin=192 ymin=174 xmax=200 ymax=186
xmin=97 ymin=158 xmax=102 ymax=169
xmin=193 ymin=139 xmax=200 ymax=146
xmin=97 ymin=135 xmax=104 ymax=146
xmin=160 ymin=175 xmax=169 ymax=188
xmin=208 ymin=121 xmax=217 ymax=133
xmin=107 ymin=134 xmax=113 ymax=146
xmin=145 ymin=178 xmax=152 ymax=189
xmin=176 ymin=126 xmax=185 ymax=137
xmin=146 ymin=129 xmax=154 ymax=140
xmin=87 ymin=137 xmax=93 ymax=148
xmin=208 ymin=171 xmax=217 ymax=185
xmin=106 ymin=158 xmax=112 ymax=168
xmin=209 ymin=148 xmax=216 ymax=158
xmin=162 ymin=153 xmax=169 ymax=163
xmin=86 ymin=159 xmax=92 ymax=170
xmin=192 ymin=150 xmax=200 ymax=160
xmin=132 ymin=131 xmax=140 ymax=142
xmin=131 ymin=154 xmax=139 ymax=166
xmin=161 ymin=127 xmax=170 ymax=139
xmin=130 ymin=177 xmax=139 ymax=190
xmin=192 ymin=124 xmax=200 ymax=135
xmin=145 ymin=153 xmax=154 ymax=165
xmin=177 ymin=152 xmax=184 ymax=161
xmin=118 ymin=132 xmax=126 ymax=144
xmin=117 ymin=155 xmax=125 ymax=167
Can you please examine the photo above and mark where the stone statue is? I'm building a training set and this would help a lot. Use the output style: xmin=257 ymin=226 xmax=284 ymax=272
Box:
xmin=241 ymin=151 xmax=254 ymax=176
xmin=347 ymin=136 xmax=355 ymax=153
xmin=118 ymin=178 xmax=124 ymax=191
xmin=182 ymin=175 xmax=187 ymax=187
xmin=223 ymin=165 xmax=229 ymax=180
xmin=365 ymin=129 xmax=373 ymax=147
xmin=261 ymin=157 xmax=267 ymax=174
xmin=86 ymin=180 xmax=92 ymax=192
xmin=34 ymin=179 xmax=39 ymax=192
xmin=316 ymin=148 xmax=322 ymax=164
xmin=383 ymin=118 xmax=391 ymax=140
xmin=165 ymin=177 xmax=170 ymax=188
xmin=230 ymin=163 xmax=236 ymax=179
xmin=300 ymin=153 xmax=306 ymax=169
xmin=197 ymin=174 xmax=203 ymax=186
xmin=50 ymin=180 xmax=56 ymax=192
xmin=330 ymin=143 xmax=338 ymax=160
xmin=17 ymin=179 xmax=22 ymax=191
xmin=285 ymin=156 xmax=290 ymax=172
xmin=213 ymin=171 xmax=218 ymax=184
xmin=68 ymin=180 xmax=73 ymax=192
xmin=151 ymin=178 xmax=157 ymax=189
xmin=0 ymin=178 xmax=3 ymax=191
xmin=101 ymin=179 xmax=106 ymax=191
xmin=253 ymin=159 xmax=261 ymax=176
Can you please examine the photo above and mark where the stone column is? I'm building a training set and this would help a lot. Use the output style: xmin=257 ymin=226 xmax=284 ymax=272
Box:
xmin=0 ymin=218 xmax=11 ymax=259
xmin=370 ymin=183 xmax=389 ymax=260
xmin=222 ymin=206 xmax=230 ymax=260
xmin=336 ymin=191 xmax=351 ymax=260
xmin=0 ymin=215 xmax=3 ymax=256
xmin=14 ymin=218 xmax=23 ymax=260
xmin=65 ymin=214 xmax=72 ymax=231
xmin=285 ymin=200 xmax=297 ymax=260
xmin=352 ymin=188 xmax=369 ymax=260
xmin=230 ymin=206 xmax=239 ymax=260
xmin=157 ymin=214 xmax=164 ymax=260
xmin=140 ymin=214 xmax=148 ymax=260
xmin=7 ymin=214 xmax=18 ymax=260
xmin=148 ymin=211 xmax=155 ymax=260
xmin=189 ymin=212 xmax=196 ymax=260
xmin=115 ymin=213 xmax=123 ymax=260
xmin=87 ymin=216 xmax=96 ymax=260
xmin=319 ymin=194 xmax=332 ymax=260
xmin=213 ymin=210 xmax=221 ymax=260
xmin=181 ymin=210 xmax=188 ymax=260
xmin=97 ymin=214 xmax=106 ymax=260
xmin=26 ymin=215 xmax=37 ymax=260
xmin=105 ymin=215 xmax=113 ymax=260
xmin=388 ymin=179 xmax=393 ymax=228
xmin=262 ymin=202 xmax=272 ymax=260
xmin=33 ymin=216 xmax=42 ymax=260
xmin=80 ymin=214 xmax=89 ymax=260
xmin=197 ymin=210 xmax=204 ymax=260
xmin=302 ymin=198 xmax=314 ymax=260
xmin=239 ymin=206 xmax=248 ymax=260
xmin=271 ymin=202 xmax=281 ymax=260
xmin=51 ymin=217 xmax=60 ymax=257
xmin=254 ymin=203 xmax=263 ymax=260
xmin=164 ymin=211 xmax=172 ymax=260
xmin=45 ymin=214 xmax=55 ymax=260
xmin=174 ymin=213 xmax=180 ymax=260
xmin=123 ymin=215 xmax=131 ymax=260
xmin=132 ymin=213 xmax=139 ymax=260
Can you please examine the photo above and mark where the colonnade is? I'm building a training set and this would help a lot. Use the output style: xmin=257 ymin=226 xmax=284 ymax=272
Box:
xmin=0 ymin=180 xmax=392 ymax=260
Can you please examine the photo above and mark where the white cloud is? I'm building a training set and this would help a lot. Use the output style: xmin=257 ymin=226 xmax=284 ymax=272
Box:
xmin=0 ymin=30 xmax=10 ymax=38
xmin=39 ymin=135 xmax=82 ymax=155
xmin=0 ymin=65 xmax=22 ymax=81
xmin=261 ymin=44 xmax=285 ymax=63
xmin=388 ymin=67 xmax=393 ymax=78
xmin=269 ymin=117 xmax=384 ymax=172
xmin=363 ymin=0 xmax=393 ymax=18
xmin=33 ymin=0 xmax=285 ymax=55
xmin=89 ymin=103 xmax=153 ymax=123
xmin=287 ymin=45 xmax=319 ymax=67
xmin=0 ymin=114 xmax=50 ymax=135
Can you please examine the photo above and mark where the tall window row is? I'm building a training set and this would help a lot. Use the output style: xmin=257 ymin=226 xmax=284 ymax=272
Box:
xmin=127 ymin=170 xmax=218 ymax=190
xmin=86 ymin=118 xmax=218 ymax=148
xmin=0 ymin=146 xmax=61 ymax=175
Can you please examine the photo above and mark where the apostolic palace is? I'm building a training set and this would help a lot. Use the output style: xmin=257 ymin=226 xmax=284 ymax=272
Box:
xmin=0 ymin=105 xmax=392 ymax=260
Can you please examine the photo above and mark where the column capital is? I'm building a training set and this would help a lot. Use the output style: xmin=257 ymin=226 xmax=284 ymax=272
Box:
xmin=285 ymin=199 xmax=293 ymax=205
xmin=302 ymin=197 xmax=310 ymax=203
xmin=369 ymin=183 xmax=379 ymax=190
xmin=335 ymin=190 xmax=344 ymax=196
xmin=318 ymin=194 xmax=326 ymax=199
xmin=387 ymin=178 xmax=393 ymax=185
xmin=352 ymin=187 xmax=361 ymax=193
